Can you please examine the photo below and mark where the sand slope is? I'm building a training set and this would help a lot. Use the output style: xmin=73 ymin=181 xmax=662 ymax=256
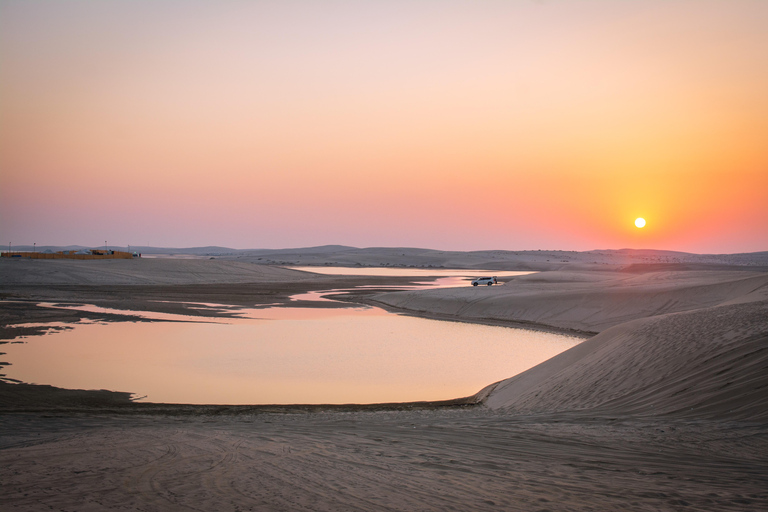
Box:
xmin=375 ymin=270 xmax=768 ymax=333
xmin=479 ymin=299 xmax=768 ymax=420
xmin=374 ymin=268 xmax=768 ymax=421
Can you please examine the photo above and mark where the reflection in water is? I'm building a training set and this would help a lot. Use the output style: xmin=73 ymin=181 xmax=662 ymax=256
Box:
xmin=288 ymin=271 xmax=534 ymax=301
xmin=3 ymin=306 xmax=580 ymax=405
xmin=3 ymin=268 xmax=580 ymax=405
xmin=291 ymin=266 xmax=533 ymax=279
xmin=35 ymin=302 xmax=233 ymax=323
xmin=289 ymin=290 xmax=348 ymax=302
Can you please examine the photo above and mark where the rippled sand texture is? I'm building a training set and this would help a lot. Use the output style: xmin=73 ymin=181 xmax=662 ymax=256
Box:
xmin=2 ymin=411 xmax=767 ymax=512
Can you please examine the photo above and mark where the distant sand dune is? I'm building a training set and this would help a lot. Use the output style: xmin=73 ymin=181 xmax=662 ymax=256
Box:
xmin=375 ymin=270 xmax=768 ymax=333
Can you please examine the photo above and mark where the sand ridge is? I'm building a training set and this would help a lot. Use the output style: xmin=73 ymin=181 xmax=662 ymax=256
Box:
xmin=480 ymin=299 xmax=768 ymax=418
xmin=373 ymin=267 xmax=768 ymax=421
xmin=374 ymin=269 xmax=768 ymax=332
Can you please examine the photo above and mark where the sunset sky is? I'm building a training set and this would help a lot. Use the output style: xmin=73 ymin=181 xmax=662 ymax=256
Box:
xmin=1 ymin=0 xmax=766 ymax=253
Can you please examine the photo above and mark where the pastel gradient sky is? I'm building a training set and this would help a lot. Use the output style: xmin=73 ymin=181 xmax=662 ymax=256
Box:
xmin=2 ymin=0 xmax=767 ymax=253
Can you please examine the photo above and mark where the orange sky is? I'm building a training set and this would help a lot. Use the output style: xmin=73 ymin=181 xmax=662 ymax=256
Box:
xmin=1 ymin=0 xmax=766 ymax=253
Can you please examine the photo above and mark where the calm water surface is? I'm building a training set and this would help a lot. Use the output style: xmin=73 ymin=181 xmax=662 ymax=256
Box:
xmin=2 ymin=268 xmax=581 ymax=404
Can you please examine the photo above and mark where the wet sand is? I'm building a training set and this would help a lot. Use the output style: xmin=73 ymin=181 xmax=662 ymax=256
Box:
xmin=1 ymin=255 xmax=767 ymax=511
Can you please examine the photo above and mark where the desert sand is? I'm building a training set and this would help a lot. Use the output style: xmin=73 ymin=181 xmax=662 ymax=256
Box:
xmin=1 ymin=250 xmax=767 ymax=511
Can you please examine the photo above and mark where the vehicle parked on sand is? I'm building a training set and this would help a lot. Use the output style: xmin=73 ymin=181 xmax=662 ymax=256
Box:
xmin=471 ymin=276 xmax=497 ymax=286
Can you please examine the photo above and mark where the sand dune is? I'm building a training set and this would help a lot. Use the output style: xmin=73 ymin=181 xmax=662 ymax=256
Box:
xmin=375 ymin=269 xmax=768 ymax=333
xmin=479 ymin=299 xmax=768 ymax=419
xmin=374 ymin=268 xmax=768 ymax=421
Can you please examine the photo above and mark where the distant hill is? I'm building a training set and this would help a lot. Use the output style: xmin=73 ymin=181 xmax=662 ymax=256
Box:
xmin=223 ymin=247 xmax=768 ymax=271
xmin=3 ymin=245 xmax=767 ymax=270
xmin=5 ymin=245 xmax=238 ymax=256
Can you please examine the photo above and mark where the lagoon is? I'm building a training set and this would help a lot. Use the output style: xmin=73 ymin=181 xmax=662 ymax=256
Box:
xmin=2 ymin=268 xmax=582 ymax=404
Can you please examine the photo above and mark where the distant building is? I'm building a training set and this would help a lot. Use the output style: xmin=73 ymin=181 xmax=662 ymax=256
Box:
xmin=0 ymin=249 xmax=137 ymax=260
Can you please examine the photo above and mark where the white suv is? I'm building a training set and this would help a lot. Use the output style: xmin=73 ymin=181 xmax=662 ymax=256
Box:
xmin=471 ymin=276 xmax=497 ymax=286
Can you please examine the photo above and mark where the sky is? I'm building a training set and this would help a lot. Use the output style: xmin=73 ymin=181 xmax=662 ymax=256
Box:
xmin=1 ymin=0 xmax=766 ymax=253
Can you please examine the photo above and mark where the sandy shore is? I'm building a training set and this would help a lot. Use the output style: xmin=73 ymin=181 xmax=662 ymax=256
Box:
xmin=1 ymin=253 xmax=767 ymax=510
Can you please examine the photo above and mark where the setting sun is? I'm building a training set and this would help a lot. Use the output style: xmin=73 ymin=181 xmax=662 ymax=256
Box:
xmin=1 ymin=1 xmax=766 ymax=253
xmin=635 ymin=218 xmax=646 ymax=228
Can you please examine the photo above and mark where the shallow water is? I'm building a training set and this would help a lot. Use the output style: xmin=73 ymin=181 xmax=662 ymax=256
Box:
xmin=1 ymin=268 xmax=582 ymax=405
xmin=291 ymin=266 xmax=532 ymax=280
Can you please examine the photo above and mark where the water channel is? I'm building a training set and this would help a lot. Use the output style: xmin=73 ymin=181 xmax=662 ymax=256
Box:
xmin=2 ymin=268 xmax=583 ymax=405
